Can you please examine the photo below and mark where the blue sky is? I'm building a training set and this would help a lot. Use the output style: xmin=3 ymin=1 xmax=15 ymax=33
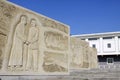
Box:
xmin=8 ymin=0 xmax=120 ymax=35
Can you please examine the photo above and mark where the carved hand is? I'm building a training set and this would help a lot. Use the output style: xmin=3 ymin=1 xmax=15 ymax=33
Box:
xmin=25 ymin=41 xmax=30 ymax=45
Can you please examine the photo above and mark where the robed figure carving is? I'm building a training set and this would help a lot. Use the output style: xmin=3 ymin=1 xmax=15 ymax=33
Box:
xmin=26 ymin=19 xmax=39 ymax=71
xmin=8 ymin=15 xmax=27 ymax=68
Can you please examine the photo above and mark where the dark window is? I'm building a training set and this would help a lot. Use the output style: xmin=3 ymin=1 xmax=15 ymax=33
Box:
xmin=107 ymin=43 xmax=111 ymax=48
xmin=103 ymin=37 xmax=113 ymax=39
xmin=92 ymin=44 xmax=96 ymax=48
xmin=88 ymin=38 xmax=98 ymax=40
xmin=107 ymin=58 xmax=114 ymax=64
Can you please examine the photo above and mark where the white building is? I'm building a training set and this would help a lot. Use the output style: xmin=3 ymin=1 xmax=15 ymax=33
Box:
xmin=72 ymin=32 xmax=120 ymax=68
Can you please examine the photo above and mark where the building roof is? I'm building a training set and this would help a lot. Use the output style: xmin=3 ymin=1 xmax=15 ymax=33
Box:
xmin=72 ymin=31 xmax=120 ymax=39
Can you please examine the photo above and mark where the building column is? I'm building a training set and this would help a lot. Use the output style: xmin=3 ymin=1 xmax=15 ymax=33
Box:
xmin=85 ymin=38 xmax=88 ymax=42
xmin=115 ymin=36 xmax=119 ymax=52
xmin=100 ymin=37 xmax=103 ymax=53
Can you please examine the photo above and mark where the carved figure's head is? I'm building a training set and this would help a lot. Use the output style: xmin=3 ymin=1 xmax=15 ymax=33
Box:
xmin=30 ymin=19 xmax=36 ymax=27
xmin=20 ymin=15 xmax=27 ymax=24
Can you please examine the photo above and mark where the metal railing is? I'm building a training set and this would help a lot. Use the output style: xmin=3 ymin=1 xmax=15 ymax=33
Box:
xmin=98 ymin=62 xmax=120 ymax=69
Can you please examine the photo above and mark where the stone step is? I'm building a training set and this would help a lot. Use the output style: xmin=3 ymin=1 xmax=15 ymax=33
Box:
xmin=0 ymin=69 xmax=120 ymax=80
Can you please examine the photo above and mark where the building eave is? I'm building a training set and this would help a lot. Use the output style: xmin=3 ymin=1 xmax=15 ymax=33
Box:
xmin=72 ymin=31 xmax=120 ymax=39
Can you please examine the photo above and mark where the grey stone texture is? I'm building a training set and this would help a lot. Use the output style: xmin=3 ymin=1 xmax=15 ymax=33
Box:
xmin=0 ymin=69 xmax=120 ymax=80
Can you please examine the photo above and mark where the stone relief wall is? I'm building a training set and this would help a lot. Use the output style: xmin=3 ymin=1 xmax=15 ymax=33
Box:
xmin=44 ymin=31 xmax=68 ymax=51
xmin=42 ymin=19 xmax=69 ymax=34
xmin=0 ymin=0 xmax=99 ymax=76
xmin=70 ymin=37 xmax=98 ymax=69
xmin=43 ymin=31 xmax=69 ymax=73
xmin=0 ymin=1 xmax=17 ymax=35
xmin=8 ymin=16 xmax=41 ymax=72
xmin=88 ymin=47 xmax=98 ymax=68
xmin=0 ymin=34 xmax=7 ymax=69
xmin=0 ymin=0 xmax=69 ymax=75
xmin=43 ymin=51 xmax=68 ymax=72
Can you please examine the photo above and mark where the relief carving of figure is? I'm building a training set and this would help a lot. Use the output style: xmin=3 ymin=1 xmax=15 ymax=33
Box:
xmin=26 ymin=19 xmax=39 ymax=71
xmin=8 ymin=15 xmax=27 ymax=68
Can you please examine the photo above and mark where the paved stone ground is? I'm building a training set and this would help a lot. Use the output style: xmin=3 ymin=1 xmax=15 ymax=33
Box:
xmin=0 ymin=68 xmax=120 ymax=80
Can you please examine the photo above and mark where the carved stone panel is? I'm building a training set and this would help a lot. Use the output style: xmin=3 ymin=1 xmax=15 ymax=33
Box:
xmin=70 ymin=37 xmax=98 ymax=69
xmin=88 ymin=47 xmax=98 ymax=68
xmin=44 ymin=31 xmax=68 ymax=51
xmin=70 ymin=37 xmax=89 ymax=69
xmin=43 ymin=51 xmax=68 ymax=72
xmin=0 ymin=0 xmax=69 ymax=75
